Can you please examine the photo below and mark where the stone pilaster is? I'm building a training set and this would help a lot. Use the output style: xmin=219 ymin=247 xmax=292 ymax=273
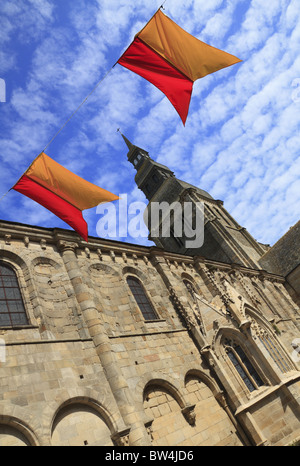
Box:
xmin=57 ymin=240 xmax=151 ymax=446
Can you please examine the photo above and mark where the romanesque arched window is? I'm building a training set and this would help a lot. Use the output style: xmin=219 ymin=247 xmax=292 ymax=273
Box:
xmin=224 ymin=338 xmax=264 ymax=393
xmin=0 ymin=263 xmax=28 ymax=327
xmin=126 ymin=276 xmax=158 ymax=321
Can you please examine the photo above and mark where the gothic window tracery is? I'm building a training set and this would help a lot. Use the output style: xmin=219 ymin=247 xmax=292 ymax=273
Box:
xmin=224 ymin=338 xmax=264 ymax=393
xmin=0 ymin=262 xmax=28 ymax=327
xmin=126 ymin=276 xmax=159 ymax=321
xmin=249 ymin=318 xmax=294 ymax=374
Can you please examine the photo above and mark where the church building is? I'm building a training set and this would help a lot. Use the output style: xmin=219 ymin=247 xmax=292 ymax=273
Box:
xmin=0 ymin=138 xmax=299 ymax=446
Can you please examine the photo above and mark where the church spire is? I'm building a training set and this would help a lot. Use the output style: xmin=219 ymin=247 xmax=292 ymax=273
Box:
xmin=118 ymin=131 xmax=150 ymax=169
xmin=118 ymin=130 xmax=134 ymax=152
xmin=122 ymin=136 xmax=266 ymax=267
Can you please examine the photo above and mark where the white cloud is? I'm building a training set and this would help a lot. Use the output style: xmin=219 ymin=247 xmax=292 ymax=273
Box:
xmin=0 ymin=0 xmax=299 ymax=248
xmin=142 ymin=0 xmax=300 ymax=245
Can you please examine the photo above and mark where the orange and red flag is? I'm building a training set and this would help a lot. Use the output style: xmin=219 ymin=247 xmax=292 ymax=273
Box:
xmin=118 ymin=9 xmax=241 ymax=125
xmin=13 ymin=152 xmax=119 ymax=241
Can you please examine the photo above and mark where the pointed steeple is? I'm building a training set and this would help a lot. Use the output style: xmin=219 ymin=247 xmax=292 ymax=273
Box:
xmin=118 ymin=131 xmax=150 ymax=170
xmin=121 ymin=136 xmax=265 ymax=267
xmin=120 ymin=132 xmax=175 ymax=202
xmin=119 ymin=131 xmax=134 ymax=152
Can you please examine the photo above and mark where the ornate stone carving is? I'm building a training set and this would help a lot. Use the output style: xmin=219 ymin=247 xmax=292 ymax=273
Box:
xmin=201 ymin=265 xmax=230 ymax=309
xmin=232 ymin=269 xmax=261 ymax=306
xmin=210 ymin=273 xmax=253 ymax=331
xmin=145 ymin=419 xmax=154 ymax=441
xmin=4 ymin=234 xmax=11 ymax=245
xmin=57 ymin=240 xmax=79 ymax=253
xmin=181 ymin=405 xmax=196 ymax=426
xmin=215 ymin=391 xmax=228 ymax=409
xmin=185 ymin=282 xmax=206 ymax=335
xmin=200 ymin=344 xmax=211 ymax=355
xmin=169 ymin=286 xmax=197 ymax=330
xmin=111 ymin=428 xmax=130 ymax=446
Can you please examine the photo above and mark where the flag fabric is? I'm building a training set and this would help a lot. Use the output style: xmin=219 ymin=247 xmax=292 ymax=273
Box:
xmin=118 ymin=9 xmax=241 ymax=125
xmin=13 ymin=152 xmax=119 ymax=241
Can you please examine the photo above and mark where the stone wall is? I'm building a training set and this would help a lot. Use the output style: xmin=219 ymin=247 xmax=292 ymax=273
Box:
xmin=0 ymin=221 xmax=299 ymax=446
xmin=259 ymin=221 xmax=300 ymax=299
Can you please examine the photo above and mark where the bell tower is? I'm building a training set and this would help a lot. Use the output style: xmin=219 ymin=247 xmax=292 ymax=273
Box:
xmin=122 ymin=132 xmax=175 ymax=202
xmin=122 ymin=134 xmax=268 ymax=269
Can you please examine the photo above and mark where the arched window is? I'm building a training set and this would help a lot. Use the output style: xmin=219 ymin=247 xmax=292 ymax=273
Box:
xmin=126 ymin=276 xmax=158 ymax=321
xmin=224 ymin=338 xmax=264 ymax=393
xmin=249 ymin=317 xmax=294 ymax=374
xmin=0 ymin=263 xmax=28 ymax=327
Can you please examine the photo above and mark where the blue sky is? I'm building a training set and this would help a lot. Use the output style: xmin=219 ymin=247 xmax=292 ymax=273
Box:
xmin=0 ymin=0 xmax=299 ymax=248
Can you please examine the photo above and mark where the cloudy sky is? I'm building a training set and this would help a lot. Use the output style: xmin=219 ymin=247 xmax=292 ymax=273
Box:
xmin=0 ymin=0 xmax=299 ymax=248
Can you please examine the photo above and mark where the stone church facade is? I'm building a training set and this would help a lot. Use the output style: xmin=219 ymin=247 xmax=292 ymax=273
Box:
xmin=0 ymin=139 xmax=299 ymax=446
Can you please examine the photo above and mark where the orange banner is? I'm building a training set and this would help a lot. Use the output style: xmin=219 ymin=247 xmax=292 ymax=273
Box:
xmin=26 ymin=152 xmax=118 ymax=210
xmin=118 ymin=9 xmax=241 ymax=124
xmin=138 ymin=9 xmax=241 ymax=82
xmin=13 ymin=152 xmax=119 ymax=241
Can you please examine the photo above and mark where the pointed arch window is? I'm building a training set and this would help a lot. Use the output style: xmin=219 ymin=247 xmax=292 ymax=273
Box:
xmin=0 ymin=263 xmax=28 ymax=327
xmin=249 ymin=317 xmax=294 ymax=374
xmin=224 ymin=338 xmax=264 ymax=392
xmin=259 ymin=333 xmax=293 ymax=373
xmin=127 ymin=276 xmax=159 ymax=321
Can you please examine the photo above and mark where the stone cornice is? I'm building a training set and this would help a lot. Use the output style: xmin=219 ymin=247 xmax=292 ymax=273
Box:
xmin=0 ymin=220 xmax=286 ymax=282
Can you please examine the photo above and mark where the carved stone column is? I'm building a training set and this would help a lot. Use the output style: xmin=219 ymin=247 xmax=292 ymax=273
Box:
xmin=57 ymin=240 xmax=151 ymax=446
